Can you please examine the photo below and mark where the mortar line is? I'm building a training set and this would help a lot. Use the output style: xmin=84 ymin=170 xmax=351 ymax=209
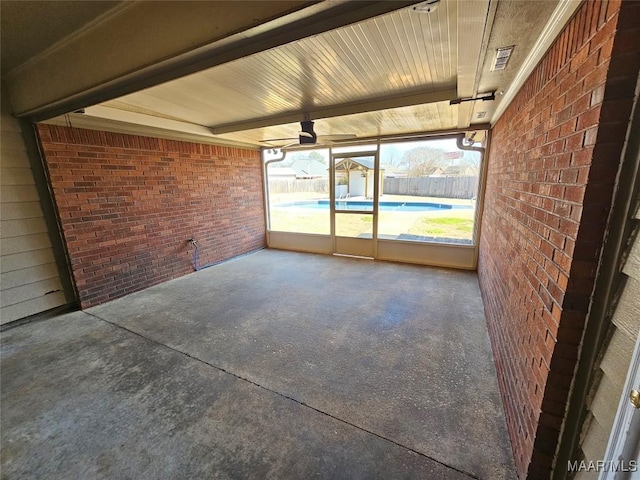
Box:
xmin=86 ymin=311 xmax=480 ymax=480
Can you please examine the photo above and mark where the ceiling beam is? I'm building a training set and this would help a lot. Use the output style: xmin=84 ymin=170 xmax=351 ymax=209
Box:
xmin=43 ymin=108 xmax=258 ymax=149
xmin=7 ymin=0 xmax=417 ymax=122
xmin=359 ymin=125 xmax=491 ymax=144
xmin=456 ymin=0 xmax=492 ymax=129
xmin=81 ymin=105 xmax=218 ymax=138
xmin=211 ymin=88 xmax=458 ymax=135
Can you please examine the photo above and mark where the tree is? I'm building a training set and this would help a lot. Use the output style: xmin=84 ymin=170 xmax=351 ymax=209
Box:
xmin=281 ymin=150 xmax=327 ymax=167
xmin=380 ymin=145 xmax=402 ymax=166
xmin=458 ymin=151 xmax=481 ymax=176
xmin=308 ymin=150 xmax=327 ymax=165
xmin=400 ymin=147 xmax=447 ymax=176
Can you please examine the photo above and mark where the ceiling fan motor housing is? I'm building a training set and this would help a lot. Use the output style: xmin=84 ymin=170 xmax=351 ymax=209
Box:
xmin=300 ymin=120 xmax=317 ymax=144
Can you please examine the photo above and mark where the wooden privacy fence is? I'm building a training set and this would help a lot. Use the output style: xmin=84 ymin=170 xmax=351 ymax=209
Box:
xmin=383 ymin=176 xmax=478 ymax=199
xmin=268 ymin=178 xmax=329 ymax=194
xmin=268 ymin=176 xmax=478 ymax=199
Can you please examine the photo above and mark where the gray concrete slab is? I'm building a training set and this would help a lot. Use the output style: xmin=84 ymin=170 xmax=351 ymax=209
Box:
xmin=87 ymin=249 xmax=514 ymax=479
xmin=2 ymin=249 xmax=515 ymax=479
xmin=1 ymin=311 xmax=472 ymax=479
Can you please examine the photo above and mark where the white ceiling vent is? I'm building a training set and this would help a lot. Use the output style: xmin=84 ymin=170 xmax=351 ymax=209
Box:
xmin=492 ymin=45 xmax=515 ymax=71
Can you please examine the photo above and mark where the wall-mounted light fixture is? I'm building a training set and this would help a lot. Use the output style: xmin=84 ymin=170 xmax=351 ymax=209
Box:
xmin=412 ymin=0 xmax=440 ymax=14
xmin=492 ymin=45 xmax=515 ymax=71
xmin=450 ymin=91 xmax=495 ymax=105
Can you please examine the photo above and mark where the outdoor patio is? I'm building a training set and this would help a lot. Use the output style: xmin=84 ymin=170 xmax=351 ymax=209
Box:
xmin=1 ymin=249 xmax=515 ymax=479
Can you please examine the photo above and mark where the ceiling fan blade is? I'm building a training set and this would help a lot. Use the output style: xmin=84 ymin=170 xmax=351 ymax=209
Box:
xmin=260 ymin=137 xmax=298 ymax=143
xmin=281 ymin=143 xmax=313 ymax=152
xmin=262 ymin=121 xmax=356 ymax=148
xmin=317 ymin=134 xmax=357 ymax=141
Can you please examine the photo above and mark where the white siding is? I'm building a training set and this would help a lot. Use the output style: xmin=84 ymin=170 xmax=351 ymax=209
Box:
xmin=0 ymin=109 xmax=66 ymax=324
xmin=576 ymin=204 xmax=640 ymax=468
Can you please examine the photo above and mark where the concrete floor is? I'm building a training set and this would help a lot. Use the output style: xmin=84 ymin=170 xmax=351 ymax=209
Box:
xmin=1 ymin=249 xmax=515 ymax=479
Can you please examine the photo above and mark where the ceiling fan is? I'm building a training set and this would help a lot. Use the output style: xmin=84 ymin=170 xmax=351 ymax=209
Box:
xmin=260 ymin=119 xmax=356 ymax=149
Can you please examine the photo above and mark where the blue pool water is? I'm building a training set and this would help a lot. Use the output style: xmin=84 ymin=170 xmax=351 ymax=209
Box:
xmin=276 ymin=200 xmax=473 ymax=212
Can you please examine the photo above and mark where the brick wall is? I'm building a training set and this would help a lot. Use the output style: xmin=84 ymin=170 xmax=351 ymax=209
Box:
xmin=37 ymin=125 xmax=265 ymax=308
xmin=478 ymin=0 xmax=639 ymax=477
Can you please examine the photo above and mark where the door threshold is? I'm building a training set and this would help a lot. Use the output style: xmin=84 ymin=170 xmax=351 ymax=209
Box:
xmin=332 ymin=253 xmax=374 ymax=260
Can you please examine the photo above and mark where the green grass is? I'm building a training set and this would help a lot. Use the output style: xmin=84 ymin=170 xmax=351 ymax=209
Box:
xmin=428 ymin=217 xmax=474 ymax=230
xmin=269 ymin=210 xmax=330 ymax=235
xmin=408 ymin=216 xmax=474 ymax=238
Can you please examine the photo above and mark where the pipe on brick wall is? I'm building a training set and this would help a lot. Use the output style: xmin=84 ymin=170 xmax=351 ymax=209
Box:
xmin=188 ymin=238 xmax=226 ymax=271
xmin=188 ymin=239 xmax=217 ymax=271
xmin=188 ymin=238 xmax=264 ymax=271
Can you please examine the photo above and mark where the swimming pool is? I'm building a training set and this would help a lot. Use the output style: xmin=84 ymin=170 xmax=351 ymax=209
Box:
xmin=275 ymin=200 xmax=473 ymax=212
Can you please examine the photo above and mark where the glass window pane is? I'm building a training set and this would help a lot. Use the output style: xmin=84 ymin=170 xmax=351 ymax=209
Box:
xmin=333 ymin=155 xmax=376 ymax=212
xmin=266 ymin=149 xmax=330 ymax=234
xmin=330 ymin=144 xmax=377 ymax=155
xmin=378 ymin=138 xmax=481 ymax=245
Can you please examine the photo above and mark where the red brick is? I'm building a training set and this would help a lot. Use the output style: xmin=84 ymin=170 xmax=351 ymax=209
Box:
xmin=477 ymin=1 xmax=630 ymax=476
xmin=570 ymin=44 xmax=590 ymax=73
xmin=558 ymin=118 xmax=577 ymax=138
xmin=37 ymin=124 xmax=265 ymax=308
xmin=583 ymin=3 xmax=596 ymax=43
xmin=597 ymin=35 xmax=615 ymax=68
xmin=564 ymin=184 xmax=585 ymax=203
xmin=565 ymin=132 xmax=584 ymax=152
xmin=590 ymin=9 xmax=618 ymax=53
xmin=583 ymin=63 xmax=610 ymax=92
xmin=552 ymin=249 xmax=572 ymax=275
xmin=571 ymin=147 xmax=594 ymax=166
xmin=577 ymin=51 xmax=599 ymax=81
xmin=577 ymin=106 xmax=602 ymax=130
xmin=571 ymin=92 xmax=593 ymax=117
xmin=458 ymin=2 xmax=637 ymax=478
xmin=595 ymin=0 xmax=608 ymax=28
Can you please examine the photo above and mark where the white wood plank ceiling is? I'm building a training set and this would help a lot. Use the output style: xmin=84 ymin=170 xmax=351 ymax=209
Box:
xmin=48 ymin=0 xmax=567 ymax=148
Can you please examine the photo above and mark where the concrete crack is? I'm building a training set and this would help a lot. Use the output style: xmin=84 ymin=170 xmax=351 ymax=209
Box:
xmin=87 ymin=311 xmax=480 ymax=480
